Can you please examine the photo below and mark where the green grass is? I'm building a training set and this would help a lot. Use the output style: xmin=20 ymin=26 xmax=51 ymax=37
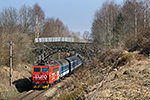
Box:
xmin=137 ymin=77 xmax=143 ymax=80
xmin=113 ymin=53 xmax=134 ymax=67
xmin=7 ymin=90 xmax=19 ymax=100
xmin=60 ymin=88 xmax=82 ymax=100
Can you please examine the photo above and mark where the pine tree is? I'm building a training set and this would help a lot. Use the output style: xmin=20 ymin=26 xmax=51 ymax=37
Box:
xmin=112 ymin=13 xmax=124 ymax=48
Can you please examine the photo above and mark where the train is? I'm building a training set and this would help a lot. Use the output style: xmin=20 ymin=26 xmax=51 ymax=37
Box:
xmin=32 ymin=56 xmax=82 ymax=89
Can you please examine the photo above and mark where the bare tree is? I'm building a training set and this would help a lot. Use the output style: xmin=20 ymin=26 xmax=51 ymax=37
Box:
xmin=33 ymin=3 xmax=45 ymax=39
xmin=18 ymin=5 xmax=34 ymax=34
xmin=143 ymin=0 xmax=150 ymax=29
xmin=0 ymin=7 xmax=18 ymax=34
xmin=82 ymin=31 xmax=92 ymax=41
xmin=55 ymin=18 xmax=70 ymax=37
xmin=122 ymin=0 xmax=147 ymax=36
xmin=70 ymin=31 xmax=80 ymax=42
xmin=42 ymin=18 xmax=70 ymax=37
xmin=91 ymin=1 xmax=120 ymax=46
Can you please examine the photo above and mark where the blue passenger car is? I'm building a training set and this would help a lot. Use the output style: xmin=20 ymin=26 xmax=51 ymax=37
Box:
xmin=65 ymin=56 xmax=82 ymax=73
xmin=56 ymin=59 xmax=69 ymax=78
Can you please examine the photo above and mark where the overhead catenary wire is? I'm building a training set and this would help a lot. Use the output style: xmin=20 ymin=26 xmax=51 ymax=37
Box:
xmin=43 ymin=44 xmax=53 ymax=50
xmin=12 ymin=43 xmax=34 ymax=47
xmin=0 ymin=42 xmax=9 ymax=45
xmin=13 ymin=47 xmax=40 ymax=57
xmin=0 ymin=42 xmax=40 ymax=58
xmin=0 ymin=42 xmax=34 ymax=47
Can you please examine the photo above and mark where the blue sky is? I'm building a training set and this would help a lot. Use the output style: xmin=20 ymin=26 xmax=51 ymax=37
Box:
xmin=0 ymin=0 xmax=123 ymax=35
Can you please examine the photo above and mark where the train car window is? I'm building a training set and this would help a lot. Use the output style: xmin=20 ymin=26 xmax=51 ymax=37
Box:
xmin=61 ymin=67 xmax=63 ymax=71
xmin=53 ymin=67 xmax=59 ymax=73
xmin=65 ymin=65 xmax=68 ymax=69
xmin=73 ymin=62 xmax=75 ymax=67
xmin=42 ymin=68 xmax=48 ymax=72
xmin=66 ymin=65 xmax=68 ymax=69
xmin=34 ymin=67 xmax=40 ymax=72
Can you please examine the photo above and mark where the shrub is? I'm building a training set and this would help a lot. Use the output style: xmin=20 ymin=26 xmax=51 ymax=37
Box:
xmin=135 ymin=54 xmax=146 ymax=61
xmin=114 ymin=53 xmax=133 ymax=67
xmin=124 ymin=29 xmax=150 ymax=56
xmin=0 ymin=32 xmax=34 ymax=67
xmin=60 ymin=88 xmax=82 ymax=100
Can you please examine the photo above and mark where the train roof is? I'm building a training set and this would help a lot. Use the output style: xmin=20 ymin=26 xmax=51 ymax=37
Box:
xmin=55 ymin=59 xmax=68 ymax=66
xmin=65 ymin=56 xmax=79 ymax=61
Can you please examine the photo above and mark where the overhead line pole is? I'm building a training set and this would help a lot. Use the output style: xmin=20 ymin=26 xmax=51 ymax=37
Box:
xmin=10 ymin=42 xmax=12 ymax=87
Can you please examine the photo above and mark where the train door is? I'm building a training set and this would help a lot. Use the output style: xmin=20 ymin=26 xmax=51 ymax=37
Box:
xmin=50 ymin=66 xmax=59 ymax=83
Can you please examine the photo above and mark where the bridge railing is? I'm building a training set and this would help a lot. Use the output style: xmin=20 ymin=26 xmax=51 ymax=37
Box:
xmin=35 ymin=37 xmax=74 ymax=42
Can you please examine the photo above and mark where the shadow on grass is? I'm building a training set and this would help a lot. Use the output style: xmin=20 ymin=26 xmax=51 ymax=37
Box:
xmin=12 ymin=77 xmax=33 ymax=93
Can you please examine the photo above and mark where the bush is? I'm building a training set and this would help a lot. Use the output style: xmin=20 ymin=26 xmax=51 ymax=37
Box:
xmin=60 ymin=88 xmax=82 ymax=100
xmin=0 ymin=32 xmax=34 ymax=67
xmin=124 ymin=29 xmax=150 ymax=56
xmin=114 ymin=53 xmax=133 ymax=67
xmin=134 ymin=54 xmax=146 ymax=61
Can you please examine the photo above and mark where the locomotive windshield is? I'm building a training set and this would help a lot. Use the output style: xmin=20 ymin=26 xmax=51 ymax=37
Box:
xmin=42 ymin=68 xmax=48 ymax=72
xmin=34 ymin=67 xmax=40 ymax=72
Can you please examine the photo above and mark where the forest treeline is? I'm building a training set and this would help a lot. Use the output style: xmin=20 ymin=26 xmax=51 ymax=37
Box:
xmin=0 ymin=3 xmax=81 ymax=67
xmin=0 ymin=0 xmax=150 ymax=67
xmin=0 ymin=3 xmax=81 ymax=41
xmin=91 ymin=0 xmax=150 ymax=48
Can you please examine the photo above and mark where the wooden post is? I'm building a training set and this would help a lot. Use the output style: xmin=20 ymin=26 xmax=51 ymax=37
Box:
xmin=134 ymin=0 xmax=137 ymax=36
xmin=144 ymin=0 xmax=147 ymax=29
xmin=10 ymin=42 xmax=12 ymax=87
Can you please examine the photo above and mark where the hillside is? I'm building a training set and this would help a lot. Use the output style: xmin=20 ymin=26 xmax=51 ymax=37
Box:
xmin=0 ymin=64 xmax=32 ymax=99
xmin=44 ymin=50 xmax=150 ymax=100
xmin=0 ymin=50 xmax=150 ymax=100
xmin=85 ymin=58 xmax=150 ymax=99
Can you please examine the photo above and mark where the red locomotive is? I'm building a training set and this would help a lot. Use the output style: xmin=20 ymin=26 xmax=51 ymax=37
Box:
xmin=32 ymin=56 xmax=82 ymax=89
xmin=32 ymin=61 xmax=60 ymax=89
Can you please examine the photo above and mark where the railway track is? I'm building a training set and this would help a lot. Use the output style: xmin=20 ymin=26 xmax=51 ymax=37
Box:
xmin=10 ymin=88 xmax=50 ymax=100
xmin=17 ymin=90 xmax=36 ymax=100
xmin=10 ymin=75 xmax=73 ymax=100
xmin=10 ymin=79 xmax=63 ymax=100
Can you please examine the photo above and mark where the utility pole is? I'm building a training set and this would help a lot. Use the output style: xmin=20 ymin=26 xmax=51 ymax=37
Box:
xmin=134 ymin=0 xmax=137 ymax=36
xmin=144 ymin=0 xmax=147 ymax=29
xmin=35 ymin=13 xmax=40 ymax=42
xmin=10 ymin=42 xmax=12 ymax=87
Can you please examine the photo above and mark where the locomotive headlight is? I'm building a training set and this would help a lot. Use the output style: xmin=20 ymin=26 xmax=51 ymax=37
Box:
xmin=43 ymin=82 xmax=48 ymax=85
xmin=33 ymin=81 xmax=38 ymax=85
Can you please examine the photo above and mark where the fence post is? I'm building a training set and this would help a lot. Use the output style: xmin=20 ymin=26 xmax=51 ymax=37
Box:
xmin=10 ymin=42 xmax=12 ymax=87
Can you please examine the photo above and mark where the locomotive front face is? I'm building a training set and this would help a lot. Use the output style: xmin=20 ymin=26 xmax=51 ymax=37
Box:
xmin=32 ymin=66 xmax=49 ymax=89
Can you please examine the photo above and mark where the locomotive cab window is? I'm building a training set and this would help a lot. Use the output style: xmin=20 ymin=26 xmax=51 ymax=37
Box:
xmin=42 ymin=68 xmax=48 ymax=72
xmin=34 ymin=67 xmax=40 ymax=72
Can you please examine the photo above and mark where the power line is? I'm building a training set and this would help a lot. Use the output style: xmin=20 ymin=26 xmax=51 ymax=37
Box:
xmin=12 ymin=43 xmax=34 ymax=47
xmin=0 ymin=42 xmax=9 ymax=45
xmin=13 ymin=47 xmax=40 ymax=57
